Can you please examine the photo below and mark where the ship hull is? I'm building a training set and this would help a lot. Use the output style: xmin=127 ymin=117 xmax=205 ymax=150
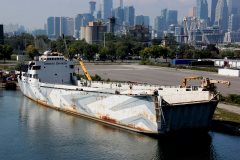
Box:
xmin=18 ymin=79 xmax=218 ymax=134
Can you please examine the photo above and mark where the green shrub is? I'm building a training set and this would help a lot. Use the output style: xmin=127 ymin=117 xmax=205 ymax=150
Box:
xmin=92 ymin=74 xmax=102 ymax=81
xmin=220 ymin=94 xmax=240 ymax=105
xmin=11 ymin=54 xmax=17 ymax=61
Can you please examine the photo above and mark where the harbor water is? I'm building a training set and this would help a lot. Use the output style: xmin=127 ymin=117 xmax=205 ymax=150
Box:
xmin=0 ymin=90 xmax=239 ymax=160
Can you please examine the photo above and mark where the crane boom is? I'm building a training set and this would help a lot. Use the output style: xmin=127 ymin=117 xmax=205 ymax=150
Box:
xmin=79 ymin=59 xmax=92 ymax=81
xmin=180 ymin=76 xmax=203 ymax=88
xmin=180 ymin=76 xmax=231 ymax=92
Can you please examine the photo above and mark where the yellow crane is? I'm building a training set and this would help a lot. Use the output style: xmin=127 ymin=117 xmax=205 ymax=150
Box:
xmin=180 ymin=76 xmax=203 ymax=88
xmin=180 ymin=76 xmax=230 ymax=92
xmin=201 ymin=78 xmax=230 ymax=88
xmin=79 ymin=58 xmax=92 ymax=81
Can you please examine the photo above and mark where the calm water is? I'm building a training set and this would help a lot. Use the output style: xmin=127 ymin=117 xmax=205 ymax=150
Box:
xmin=0 ymin=90 xmax=239 ymax=160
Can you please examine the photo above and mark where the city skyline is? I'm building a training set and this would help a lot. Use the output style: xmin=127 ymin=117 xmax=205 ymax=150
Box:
xmin=0 ymin=0 xmax=208 ymax=30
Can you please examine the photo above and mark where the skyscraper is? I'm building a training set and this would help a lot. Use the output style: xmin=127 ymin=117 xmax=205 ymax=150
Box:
xmin=0 ymin=24 xmax=4 ymax=44
xmin=54 ymin=17 xmax=61 ymax=38
xmin=74 ymin=14 xmax=94 ymax=38
xmin=189 ymin=7 xmax=197 ymax=17
xmin=215 ymin=0 xmax=229 ymax=31
xmin=101 ymin=0 xmax=113 ymax=20
xmin=60 ymin=17 xmax=74 ymax=36
xmin=120 ymin=0 xmax=123 ymax=9
xmin=47 ymin=16 xmax=74 ymax=39
xmin=166 ymin=10 xmax=178 ymax=26
xmin=196 ymin=0 xmax=209 ymax=20
xmin=227 ymin=0 xmax=240 ymax=14
xmin=154 ymin=16 xmax=166 ymax=33
xmin=228 ymin=14 xmax=240 ymax=31
xmin=135 ymin=15 xmax=150 ymax=27
xmin=47 ymin=17 xmax=55 ymax=38
xmin=124 ymin=6 xmax=135 ymax=26
xmin=89 ymin=1 xmax=96 ymax=16
xmin=112 ymin=7 xmax=124 ymax=25
xmin=211 ymin=0 xmax=218 ymax=25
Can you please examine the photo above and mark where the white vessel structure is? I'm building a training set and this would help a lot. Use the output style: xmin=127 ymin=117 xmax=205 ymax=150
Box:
xmin=18 ymin=51 xmax=221 ymax=134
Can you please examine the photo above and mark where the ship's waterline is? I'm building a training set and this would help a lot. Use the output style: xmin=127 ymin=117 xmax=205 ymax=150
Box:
xmin=0 ymin=90 xmax=239 ymax=160
xmin=18 ymin=51 xmax=220 ymax=134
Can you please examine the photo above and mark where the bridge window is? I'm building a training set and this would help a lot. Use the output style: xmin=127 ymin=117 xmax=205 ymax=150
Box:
xmin=32 ymin=66 xmax=41 ymax=70
xmin=33 ymin=74 xmax=38 ymax=79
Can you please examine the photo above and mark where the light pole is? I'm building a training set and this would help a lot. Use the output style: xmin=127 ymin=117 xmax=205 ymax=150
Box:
xmin=104 ymin=32 xmax=106 ymax=48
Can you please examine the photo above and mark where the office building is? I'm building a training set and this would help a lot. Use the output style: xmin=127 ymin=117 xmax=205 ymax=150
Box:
xmin=74 ymin=14 xmax=94 ymax=38
xmin=135 ymin=15 xmax=150 ymax=27
xmin=189 ymin=7 xmax=197 ymax=17
xmin=81 ymin=21 xmax=107 ymax=44
xmin=60 ymin=17 xmax=74 ymax=36
xmin=128 ymin=25 xmax=151 ymax=42
xmin=89 ymin=1 xmax=96 ymax=16
xmin=211 ymin=0 xmax=218 ymax=25
xmin=101 ymin=0 xmax=113 ymax=20
xmin=166 ymin=10 xmax=178 ymax=26
xmin=215 ymin=0 xmax=229 ymax=31
xmin=112 ymin=7 xmax=124 ymax=25
xmin=47 ymin=17 xmax=61 ymax=39
xmin=124 ymin=6 xmax=135 ymax=26
xmin=120 ymin=0 xmax=123 ymax=9
xmin=196 ymin=0 xmax=209 ymax=20
xmin=227 ymin=0 xmax=240 ymax=14
xmin=228 ymin=14 xmax=240 ymax=31
xmin=47 ymin=17 xmax=54 ymax=37
xmin=224 ymin=31 xmax=240 ymax=42
xmin=154 ymin=16 xmax=166 ymax=33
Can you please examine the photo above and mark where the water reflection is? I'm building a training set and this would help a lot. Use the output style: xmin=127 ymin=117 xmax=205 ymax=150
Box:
xmin=17 ymin=92 xmax=218 ymax=160
xmin=1 ymin=91 xmax=239 ymax=160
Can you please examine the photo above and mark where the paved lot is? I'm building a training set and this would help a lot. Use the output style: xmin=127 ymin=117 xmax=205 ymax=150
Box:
xmin=218 ymin=103 xmax=240 ymax=115
xmin=80 ymin=63 xmax=240 ymax=96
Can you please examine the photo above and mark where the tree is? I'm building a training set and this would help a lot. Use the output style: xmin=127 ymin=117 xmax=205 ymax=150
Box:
xmin=68 ymin=40 xmax=88 ymax=58
xmin=35 ymin=35 xmax=51 ymax=53
xmin=116 ymin=44 xmax=128 ymax=61
xmin=99 ymin=47 xmax=109 ymax=61
xmin=105 ymin=41 xmax=116 ymax=61
xmin=83 ymin=44 xmax=98 ymax=61
xmin=0 ymin=45 xmax=13 ymax=62
xmin=205 ymin=44 xmax=219 ymax=58
xmin=26 ymin=45 xmax=39 ymax=60
xmin=140 ymin=47 xmax=151 ymax=60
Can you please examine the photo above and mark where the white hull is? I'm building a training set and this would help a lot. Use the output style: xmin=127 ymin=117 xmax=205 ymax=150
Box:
xmin=18 ymin=77 xmax=218 ymax=134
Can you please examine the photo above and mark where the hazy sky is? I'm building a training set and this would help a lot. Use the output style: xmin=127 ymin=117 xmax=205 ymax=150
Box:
xmin=0 ymin=0 xmax=210 ymax=30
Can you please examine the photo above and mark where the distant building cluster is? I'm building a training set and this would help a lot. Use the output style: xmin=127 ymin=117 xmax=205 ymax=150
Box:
xmin=153 ymin=0 xmax=240 ymax=46
xmin=2 ymin=0 xmax=240 ymax=45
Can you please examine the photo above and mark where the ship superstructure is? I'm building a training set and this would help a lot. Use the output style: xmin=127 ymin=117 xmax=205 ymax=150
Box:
xmin=18 ymin=51 xmax=221 ymax=134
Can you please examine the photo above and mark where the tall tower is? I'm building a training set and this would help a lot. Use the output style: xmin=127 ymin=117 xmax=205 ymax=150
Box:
xmin=166 ymin=10 xmax=178 ymax=26
xmin=227 ymin=0 xmax=240 ymax=14
xmin=89 ymin=1 xmax=96 ymax=16
xmin=101 ymin=0 xmax=113 ymax=20
xmin=120 ymin=0 xmax=123 ymax=8
xmin=211 ymin=0 xmax=218 ymax=25
xmin=215 ymin=0 xmax=229 ymax=31
xmin=124 ymin=6 xmax=135 ymax=26
xmin=189 ymin=7 xmax=197 ymax=17
xmin=47 ymin=17 xmax=54 ymax=37
xmin=196 ymin=0 xmax=209 ymax=20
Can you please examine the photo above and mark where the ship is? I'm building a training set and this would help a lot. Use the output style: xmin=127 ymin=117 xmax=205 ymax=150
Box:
xmin=18 ymin=51 xmax=230 ymax=135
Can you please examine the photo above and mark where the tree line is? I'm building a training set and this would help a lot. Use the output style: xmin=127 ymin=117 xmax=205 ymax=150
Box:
xmin=1 ymin=33 xmax=240 ymax=62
